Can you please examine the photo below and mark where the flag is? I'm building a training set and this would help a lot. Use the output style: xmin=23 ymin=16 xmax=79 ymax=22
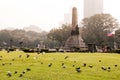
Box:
xmin=107 ymin=31 xmax=115 ymax=37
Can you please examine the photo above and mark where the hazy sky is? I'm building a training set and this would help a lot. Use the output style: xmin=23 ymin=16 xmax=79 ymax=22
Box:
xmin=0 ymin=0 xmax=120 ymax=31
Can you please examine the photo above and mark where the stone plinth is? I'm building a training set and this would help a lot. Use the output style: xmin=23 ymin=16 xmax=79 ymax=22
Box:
xmin=65 ymin=35 xmax=86 ymax=48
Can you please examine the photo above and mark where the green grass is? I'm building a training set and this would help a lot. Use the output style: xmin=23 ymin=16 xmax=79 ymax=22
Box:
xmin=0 ymin=51 xmax=120 ymax=80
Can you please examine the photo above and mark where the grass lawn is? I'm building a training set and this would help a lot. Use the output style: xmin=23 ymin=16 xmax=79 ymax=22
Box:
xmin=0 ymin=51 xmax=120 ymax=80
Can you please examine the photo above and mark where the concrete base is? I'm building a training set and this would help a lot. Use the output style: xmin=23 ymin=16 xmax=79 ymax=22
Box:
xmin=65 ymin=35 xmax=86 ymax=48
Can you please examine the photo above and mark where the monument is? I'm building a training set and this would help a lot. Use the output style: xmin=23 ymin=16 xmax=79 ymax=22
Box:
xmin=65 ymin=7 xmax=86 ymax=51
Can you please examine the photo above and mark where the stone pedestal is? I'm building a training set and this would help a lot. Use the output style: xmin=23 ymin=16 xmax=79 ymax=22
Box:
xmin=65 ymin=35 xmax=86 ymax=48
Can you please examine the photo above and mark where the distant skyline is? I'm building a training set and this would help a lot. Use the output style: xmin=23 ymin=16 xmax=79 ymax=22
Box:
xmin=0 ymin=0 xmax=120 ymax=31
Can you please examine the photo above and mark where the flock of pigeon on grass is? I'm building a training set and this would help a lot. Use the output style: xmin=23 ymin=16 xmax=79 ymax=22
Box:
xmin=0 ymin=53 xmax=119 ymax=78
xmin=7 ymin=68 xmax=31 ymax=77
xmin=0 ymin=54 xmax=32 ymax=78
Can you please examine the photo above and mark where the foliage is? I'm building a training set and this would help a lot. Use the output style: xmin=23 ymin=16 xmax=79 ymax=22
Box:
xmin=112 ymin=49 xmax=120 ymax=53
xmin=0 ymin=29 xmax=48 ymax=48
xmin=115 ymin=29 xmax=120 ymax=48
xmin=81 ymin=14 xmax=119 ymax=48
xmin=47 ymin=24 xmax=72 ymax=47
xmin=0 ymin=51 xmax=120 ymax=80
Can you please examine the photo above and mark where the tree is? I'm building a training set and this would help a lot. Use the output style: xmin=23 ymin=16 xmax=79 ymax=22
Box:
xmin=81 ymin=14 xmax=119 ymax=48
xmin=47 ymin=24 xmax=72 ymax=47
xmin=0 ymin=29 xmax=48 ymax=48
xmin=115 ymin=29 xmax=120 ymax=48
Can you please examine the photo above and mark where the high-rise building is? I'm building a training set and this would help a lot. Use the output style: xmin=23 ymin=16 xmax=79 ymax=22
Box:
xmin=84 ymin=0 xmax=103 ymax=18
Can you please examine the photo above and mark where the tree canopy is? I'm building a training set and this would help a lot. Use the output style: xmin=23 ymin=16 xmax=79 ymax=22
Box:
xmin=47 ymin=24 xmax=72 ymax=47
xmin=81 ymin=14 xmax=119 ymax=48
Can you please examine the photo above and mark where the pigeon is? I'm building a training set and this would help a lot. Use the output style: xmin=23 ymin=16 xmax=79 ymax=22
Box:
xmin=108 ymin=69 xmax=111 ymax=72
xmin=64 ymin=56 xmax=69 ymax=59
xmin=99 ymin=60 xmax=101 ymax=62
xmin=115 ymin=65 xmax=118 ymax=67
xmin=101 ymin=66 xmax=107 ymax=71
xmin=9 ymin=63 xmax=12 ymax=65
xmin=2 ymin=63 xmax=5 ymax=66
xmin=76 ymin=67 xmax=80 ymax=70
xmin=72 ymin=64 xmax=75 ymax=67
xmin=19 ymin=55 xmax=22 ymax=58
xmin=26 ymin=54 xmax=30 ymax=58
xmin=62 ymin=65 xmax=66 ymax=68
xmin=108 ymin=67 xmax=111 ymax=69
xmin=22 ymin=71 xmax=26 ymax=74
xmin=19 ymin=74 xmax=23 ymax=77
xmin=12 ymin=59 xmax=15 ymax=61
xmin=14 ymin=71 xmax=18 ymax=74
xmin=48 ymin=63 xmax=52 ymax=67
xmin=7 ymin=71 xmax=12 ymax=77
xmin=41 ymin=62 xmax=43 ymax=64
xmin=83 ymin=63 xmax=86 ymax=67
xmin=0 ymin=56 xmax=2 ymax=60
xmin=89 ymin=65 xmax=93 ymax=68
xmin=62 ymin=63 xmax=64 ymax=66
xmin=0 ymin=58 xmax=2 ymax=60
xmin=76 ymin=67 xmax=81 ymax=72
xmin=26 ymin=68 xmax=31 ymax=71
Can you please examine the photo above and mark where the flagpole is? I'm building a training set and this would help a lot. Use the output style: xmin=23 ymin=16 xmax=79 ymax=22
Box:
xmin=114 ymin=33 xmax=117 ymax=49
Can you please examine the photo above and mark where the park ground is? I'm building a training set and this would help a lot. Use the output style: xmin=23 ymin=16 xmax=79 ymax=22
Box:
xmin=0 ymin=51 xmax=120 ymax=80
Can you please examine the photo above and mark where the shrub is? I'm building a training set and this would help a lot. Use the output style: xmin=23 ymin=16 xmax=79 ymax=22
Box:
xmin=40 ymin=48 xmax=49 ymax=53
xmin=22 ymin=48 xmax=35 ymax=53
xmin=113 ymin=49 xmax=120 ymax=53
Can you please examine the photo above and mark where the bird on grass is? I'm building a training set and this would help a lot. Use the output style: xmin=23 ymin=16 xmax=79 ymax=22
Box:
xmin=9 ymin=63 xmax=12 ymax=65
xmin=62 ymin=63 xmax=64 ymax=66
xmin=108 ymin=67 xmax=111 ymax=69
xmin=14 ymin=71 xmax=18 ymax=74
xmin=64 ymin=56 xmax=69 ymax=59
xmin=62 ymin=65 xmax=66 ymax=68
xmin=2 ymin=63 xmax=5 ymax=66
xmin=26 ymin=68 xmax=31 ymax=71
xmin=99 ymin=60 xmax=101 ymax=62
xmin=108 ymin=69 xmax=111 ymax=72
xmin=19 ymin=55 xmax=22 ymax=58
xmin=7 ymin=71 xmax=12 ymax=77
xmin=19 ymin=74 xmax=23 ymax=77
xmin=0 ymin=58 xmax=2 ymax=60
xmin=41 ymin=62 xmax=43 ymax=64
xmin=101 ymin=66 xmax=107 ymax=71
xmin=22 ymin=71 xmax=26 ymax=74
xmin=76 ymin=67 xmax=81 ymax=72
xmin=89 ymin=65 xmax=93 ymax=68
xmin=115 ymin=65 xmax=118 ymax=67
xmin=72 ymin=64 xmax=75 ymax=67
xmin=48 ymin=63 xmax=52 ymax=67
xmin=12 ymin=59 xmax=15 ymax=61
xmin=0 ymin=56 xmax=2 ymax=60
xmin=26 ymin=54 xmax=30 ymax=58
xmin=83 ymin=63 xmax=86 ymax=67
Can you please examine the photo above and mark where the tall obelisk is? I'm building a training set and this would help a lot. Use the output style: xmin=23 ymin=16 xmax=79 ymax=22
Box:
xmin=65 ymin=7 xmax=86 ymax=50
xmin=72 ymin=7 xmax=78 ymax=30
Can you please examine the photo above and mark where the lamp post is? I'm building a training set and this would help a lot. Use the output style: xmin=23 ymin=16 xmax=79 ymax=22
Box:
xmin=10 ymin=39 xmax=13 ymax=49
